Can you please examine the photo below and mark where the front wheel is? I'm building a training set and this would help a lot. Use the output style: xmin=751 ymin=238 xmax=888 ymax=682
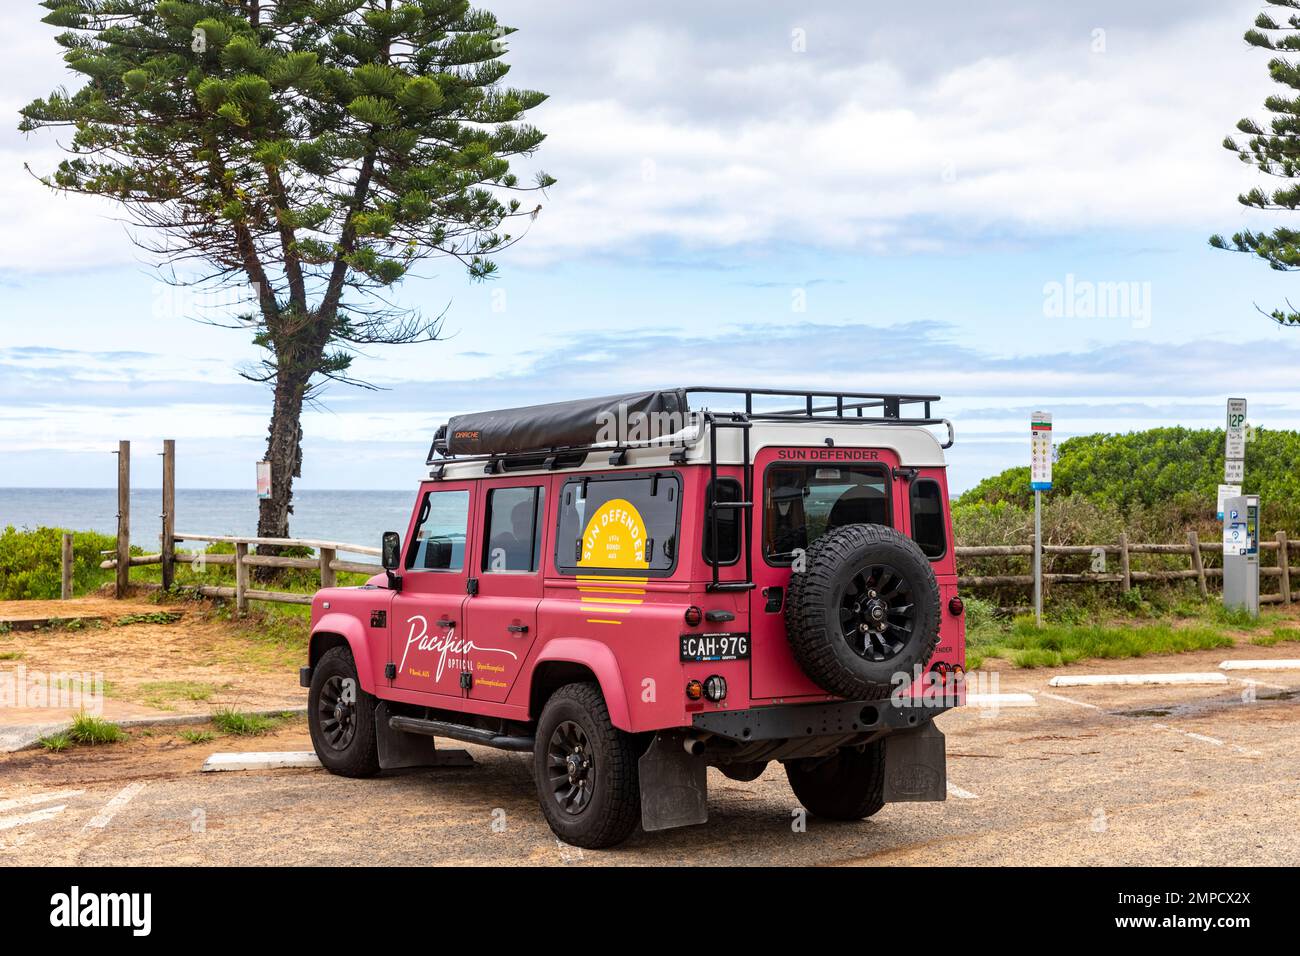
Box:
xmin=533 ymin=683 xmax=641 ymax=849
xmin=785 ymin=741 xmax=885 ymax=820
xmin=308 ymin=646 xmax=380 ymax=778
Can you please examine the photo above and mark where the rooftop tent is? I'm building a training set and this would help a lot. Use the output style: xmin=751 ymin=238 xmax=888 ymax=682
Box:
xmin=434 ymin=389 xmax=691 ymax=458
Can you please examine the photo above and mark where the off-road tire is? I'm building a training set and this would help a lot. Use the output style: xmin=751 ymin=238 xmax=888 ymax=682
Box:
xmin=533 ymin=682 xmax=641 ymax=849
xmin=785 ymin=741 xmax=886 ymax=820
xmin=308 ymin=646 xmax=380 ymax=778
xmin=785 ymin=523 xmax=940 ymax=700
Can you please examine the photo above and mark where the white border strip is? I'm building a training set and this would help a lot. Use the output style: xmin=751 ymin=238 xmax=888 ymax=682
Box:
xmin=202 ymin=751 xmax=322 ymax=772
xmin=1048 ymin=673 xmax=1227 ymax=687
xmin=1220 ymin=660 xmax=1300 ymax=671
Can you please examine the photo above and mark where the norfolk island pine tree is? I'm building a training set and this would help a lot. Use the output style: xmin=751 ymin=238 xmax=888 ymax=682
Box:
xmin=19 ymin=0 xmax=554 ymax=557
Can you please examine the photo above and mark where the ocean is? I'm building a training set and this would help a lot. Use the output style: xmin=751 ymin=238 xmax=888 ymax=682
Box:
xmin=0 ymin=487 xmax=415 ymax=560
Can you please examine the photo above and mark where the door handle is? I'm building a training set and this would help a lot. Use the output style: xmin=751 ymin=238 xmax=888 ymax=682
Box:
xmin=436 ymin=618 xmax=455 ymax=628
xmin=507 ymin=623 xmax=529 ymax=634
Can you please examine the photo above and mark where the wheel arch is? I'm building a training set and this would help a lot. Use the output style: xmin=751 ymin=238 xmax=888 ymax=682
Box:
xmin=309 ymin=614 xmax=377 ymax=695
xmin=529 ymin=638 xmax=632 ymax=731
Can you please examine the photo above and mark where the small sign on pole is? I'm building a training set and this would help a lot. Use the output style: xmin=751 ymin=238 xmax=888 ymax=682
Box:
xmin=1030 ymin=411 xmax=1052 ymax=627
xmin=1224 ymin=397 xmax=1246 ymax=484
xmin=256 ymin=461 xmax=272 ymax=500
xmin=1216 ymin=483 xmax=1241 ymax=521
xmin=1031 ymin=412 xmax=1053 ymax=491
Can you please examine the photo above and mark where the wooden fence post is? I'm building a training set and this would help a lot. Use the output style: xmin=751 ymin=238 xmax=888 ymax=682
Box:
xmin=1278 ymin=531 xmax=1291 ymax=605
xmin=1118 ymin=533 xmax=1131 ymax=593
xmin=319 ymin=547 xmax=336 ymax=589
xmin=115 ymin=440 xmax=130 ymax=598
xmin=161 ymin=439 xmax=176 ymax=591
xmin=61 ymin=532 xmax=73 ymax=600
xmin=1188 ymin=531 xmax=1208 ymax=599
xmin=235 ymin=542 xmax=249 ymax=614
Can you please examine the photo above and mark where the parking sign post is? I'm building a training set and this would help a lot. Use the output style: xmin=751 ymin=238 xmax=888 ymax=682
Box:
xmin=1031 ymin=412 xmax=1053 ymax=627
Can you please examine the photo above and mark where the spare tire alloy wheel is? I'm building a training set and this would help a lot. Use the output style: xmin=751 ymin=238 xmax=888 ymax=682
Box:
xmin=785 ymin=523 xmax=940 ymax=700
xmin=841 ymin=565 xmax=915 ymax=663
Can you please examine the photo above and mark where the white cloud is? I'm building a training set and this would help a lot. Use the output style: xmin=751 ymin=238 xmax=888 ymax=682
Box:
xmin=0 ymin=2 xmax=1275 ymax=273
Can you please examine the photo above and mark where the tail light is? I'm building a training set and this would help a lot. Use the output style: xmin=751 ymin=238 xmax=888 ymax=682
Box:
xmin=948 ymin=595 xmax=964 ymax=616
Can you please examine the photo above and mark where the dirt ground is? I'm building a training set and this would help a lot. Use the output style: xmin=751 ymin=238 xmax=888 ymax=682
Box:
xmin=0 ymin=597 xmax=305 ymax=724
xmin=1 ymin=598 xmax=1298 ymax=865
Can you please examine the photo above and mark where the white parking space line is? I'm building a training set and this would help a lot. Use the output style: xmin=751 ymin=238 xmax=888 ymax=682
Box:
xmin=946 ymin=782 xmax=979 ymax=800
xmin=1037 ymin=691 xmax=1261 ymax=755
xmin=1038 ymin=692 xmax=1102 ymax=710
xmin=1220 ymin=660 xmax=1300 ymax=671
xmin=0 ymin=805 xmax=66 ymax=831
xmin=0 ymin=789 xmax=84 ymax=814
xmin=83 ymin=782 xmax=145 ymax=831
xmin=1230 ymin=676 xmax=1290 ymax=692
xmin=966 ymin=693 xmax=1037 ymax=707
xmin=1049 ymin=673 xmax=1227 ymax=687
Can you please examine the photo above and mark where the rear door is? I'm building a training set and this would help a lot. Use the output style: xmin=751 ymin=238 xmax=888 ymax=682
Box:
xmin=465 ymin=478 xmax=548 ymax=703
xmin=748 ymin=446 xmax=902 ymax=700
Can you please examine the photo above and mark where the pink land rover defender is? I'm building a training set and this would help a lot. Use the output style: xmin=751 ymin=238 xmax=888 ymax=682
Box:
xmin=302 ymin=387 xmax=965 ymax=848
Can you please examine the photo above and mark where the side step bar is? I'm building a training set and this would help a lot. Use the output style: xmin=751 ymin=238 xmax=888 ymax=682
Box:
xmin=388 ymin=714 xmax=534 ymax=753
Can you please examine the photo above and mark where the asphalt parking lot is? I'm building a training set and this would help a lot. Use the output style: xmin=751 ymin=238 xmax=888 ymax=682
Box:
xmin=2 ymin=645 xmax=1297 ymax=866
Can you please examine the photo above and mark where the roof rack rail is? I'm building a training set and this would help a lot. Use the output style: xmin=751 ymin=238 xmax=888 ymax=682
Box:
xmin=426 ymin=385 xmax=951 ymax=469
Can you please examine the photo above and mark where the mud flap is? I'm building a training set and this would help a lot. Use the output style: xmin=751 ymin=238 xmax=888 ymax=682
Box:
xmin=638 ymin=732 xmax=708 ymax=832
xmin=375 ymin=702 xmax=474 ymax=770
xmin=882 ymin=721 xmax=946 ymax=802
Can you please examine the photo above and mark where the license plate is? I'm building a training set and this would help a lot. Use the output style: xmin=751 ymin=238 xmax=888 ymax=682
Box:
xmin=680 ymin=632 xmax=750 ymax=662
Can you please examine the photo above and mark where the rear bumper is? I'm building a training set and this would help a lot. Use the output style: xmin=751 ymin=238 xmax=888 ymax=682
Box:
xmin=690 ymin=698 xmax=950 ymax=743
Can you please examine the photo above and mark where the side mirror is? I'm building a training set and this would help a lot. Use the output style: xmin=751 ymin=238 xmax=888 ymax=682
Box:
xmin=381 ymin=531 xmax=403 ymax=592
xmin=382 ymin=531 xmax=401 ymax=570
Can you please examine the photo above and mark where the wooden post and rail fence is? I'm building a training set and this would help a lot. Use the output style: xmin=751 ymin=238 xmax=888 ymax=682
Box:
xmin=88 ymin=439 xmax=1295 ymax=613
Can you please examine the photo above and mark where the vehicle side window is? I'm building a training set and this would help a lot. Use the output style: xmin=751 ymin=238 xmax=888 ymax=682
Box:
xmin=483 ymin=486 xmax=545 ymax=573
xmin=556 ymin=473 xmax=680 ymax=575
xmin=406 ymin=489 xmax=470 ymax=571
xmin=703 ymin=478 xmax=742 ymax=566
xmin=763 ymin=464 xmax=890 ymax=565
xmin=909 ymin=478 xmax=946 ymax=560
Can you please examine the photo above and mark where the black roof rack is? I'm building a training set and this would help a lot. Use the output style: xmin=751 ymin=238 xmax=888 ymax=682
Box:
xmin=427 ymin=385 xmax=949 ymax=467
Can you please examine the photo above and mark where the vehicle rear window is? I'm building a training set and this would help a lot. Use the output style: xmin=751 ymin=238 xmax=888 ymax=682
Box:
xmin=763 ymin=464 xmax=890 ymax=565
xmin=556 ymin=473 xmax=681 ymax=575
xmin=703 ymin=478 xmax=743 ymax=566
xmin=909 ymin=478 xmax=946 ymax=559
xmin=406 ymin=489 xmax=470 ymax=571
xmin=483 ymin=486 xmax=545 ymax=572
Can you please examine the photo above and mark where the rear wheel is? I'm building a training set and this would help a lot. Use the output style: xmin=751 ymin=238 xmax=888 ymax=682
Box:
xmin=533 ymin=683 xmax=640 ymax=849
xmin=308 ymin=646 xmax=380 ymax=778
xmin=785 ymin=741 xmax=886 ymax=820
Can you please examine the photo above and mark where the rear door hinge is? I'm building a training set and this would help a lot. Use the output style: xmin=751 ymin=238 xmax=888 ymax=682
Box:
xmin=459 ymin=671 xmax=473 ymax=691
xmin=370 ymin=610 xmax=387 ymax=628
xmin=466 ymin=577 xmax=479 ymax=596
xmin=384 ymin=662 xmax=396 ymax=680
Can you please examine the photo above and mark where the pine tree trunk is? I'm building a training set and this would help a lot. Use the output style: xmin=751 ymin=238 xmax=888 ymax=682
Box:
xmin=255 ymin=357 xmax=313 ymax=575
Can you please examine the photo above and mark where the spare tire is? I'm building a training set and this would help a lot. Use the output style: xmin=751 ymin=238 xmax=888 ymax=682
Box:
xmin=785 ymin=523 xmax=940 ymax=700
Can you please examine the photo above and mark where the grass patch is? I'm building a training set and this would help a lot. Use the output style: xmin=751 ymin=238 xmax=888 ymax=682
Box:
xmin=0 ymin=650 xmax=22 ymax=661
xmin=38 ymin=732 xmax=71 ymax=752
xmin=179 ymin=729 xmax=216 ymax=744
xmin=980 ymin=618 xmax=1235 ymax=669
xmin=211 ymin=707 xmax=280 ymax=736
xmin=139 ymin=680 xmax=218 ymax=702
xmin=67 ymin=713 xmax=125 ymax=745
xmin=115 ymin=611 xmax=183 ymax=626
xmin=1249 ymin=626 xmax=1300 ymax=647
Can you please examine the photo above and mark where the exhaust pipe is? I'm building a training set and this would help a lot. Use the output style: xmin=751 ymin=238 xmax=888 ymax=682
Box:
xmin=683 ymin=734 xmax=707 ymax=756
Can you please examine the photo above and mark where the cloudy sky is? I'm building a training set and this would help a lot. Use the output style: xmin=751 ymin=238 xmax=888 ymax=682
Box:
xmin=2 ymin=0 xmax=1298 ymax=492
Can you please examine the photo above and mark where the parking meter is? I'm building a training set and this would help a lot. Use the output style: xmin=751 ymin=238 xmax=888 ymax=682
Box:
xmin=1222 ymin=494 xmax=1260 ymax=616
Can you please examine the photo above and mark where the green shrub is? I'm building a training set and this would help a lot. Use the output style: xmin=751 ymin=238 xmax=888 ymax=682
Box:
xmin=0 ymin=526 xmax=119 ymax=600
